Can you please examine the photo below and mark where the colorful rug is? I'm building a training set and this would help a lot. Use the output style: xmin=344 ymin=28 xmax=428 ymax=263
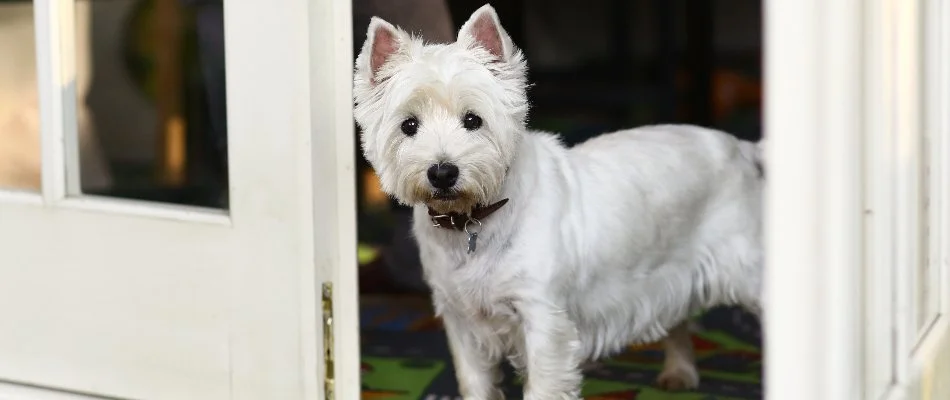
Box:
xmin=360 ymin=295 xmax=763 ymax=399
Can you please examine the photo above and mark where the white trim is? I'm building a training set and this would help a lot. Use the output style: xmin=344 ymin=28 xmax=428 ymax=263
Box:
xmin=922 ymin=0 xmax=947 ymax=337
xmin=764 ymin=0 xmax=863 ymax=400
xmin=33 ymin=0 xmax=80 ymax=203
xmin=0 ymin=381 xmax=114 ymax=400
xmin=0 ymin=193 xmax=231 ymax=225
xmin=934 ymin=0 xmax=950 ymax=321
xmin=0 ymin=191 xmax=43 ymax=207
xmin=891 ymin=0 xmax=923 ymax=383
xmin=57 ymin=197 xmax=230 ymax=226
xmin=308 ymin=0 xmax=360 ymax=397
xmin=863 ymin=0 xmax=898 ymax=396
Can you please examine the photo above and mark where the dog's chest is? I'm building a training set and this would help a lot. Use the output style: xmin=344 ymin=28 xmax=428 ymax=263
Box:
xmin=416 ymin=222 xmax=521 ymax=315
xmin=435 ymin=265 xmax=520 ymax=320
xmin=422 ymin=247 xmax=523 ymax=324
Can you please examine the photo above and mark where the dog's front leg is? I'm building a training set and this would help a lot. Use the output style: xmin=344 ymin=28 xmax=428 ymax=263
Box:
xmin=519 ymin=301 xmax=584 ymax=400
xmin=442 ymin=312 xmax=505 ymax=400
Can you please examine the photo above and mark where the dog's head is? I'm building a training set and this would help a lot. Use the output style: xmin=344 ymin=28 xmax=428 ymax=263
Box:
xmin=353 ymin=4 xmax=528 ymax=214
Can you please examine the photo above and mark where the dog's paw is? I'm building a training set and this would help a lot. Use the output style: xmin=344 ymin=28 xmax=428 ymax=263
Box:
xmin=656 ymin=365 xmax=700 ymax=391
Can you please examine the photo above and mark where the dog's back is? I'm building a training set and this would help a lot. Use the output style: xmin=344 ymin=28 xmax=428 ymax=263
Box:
xmin=547 ymin=124 xmax=764 ymax=358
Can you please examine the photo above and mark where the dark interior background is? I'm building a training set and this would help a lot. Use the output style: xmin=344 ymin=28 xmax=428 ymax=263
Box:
xmin=8 ymin=0 xmax=763 ymax=245
xmin=353 ymin=0 xmax=764 ymax=245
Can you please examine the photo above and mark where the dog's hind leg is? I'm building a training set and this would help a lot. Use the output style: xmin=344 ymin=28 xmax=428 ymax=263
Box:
xmin=656 ymin=321 xmax=700 ymax=391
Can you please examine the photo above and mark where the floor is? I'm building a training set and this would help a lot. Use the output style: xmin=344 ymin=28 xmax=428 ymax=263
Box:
xmin=359 ymin=295 xmax=763 ymax=400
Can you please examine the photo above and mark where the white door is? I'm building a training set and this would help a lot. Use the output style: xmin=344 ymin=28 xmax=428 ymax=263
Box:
xmin=765 ymin=0 xmax=950 ymax=399
xmin=0 ymin=0 xmax=360 ymax=399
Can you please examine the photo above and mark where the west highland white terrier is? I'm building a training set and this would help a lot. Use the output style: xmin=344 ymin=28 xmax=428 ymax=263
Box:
xmin=353 ymin=4 xmax=765 ymax=399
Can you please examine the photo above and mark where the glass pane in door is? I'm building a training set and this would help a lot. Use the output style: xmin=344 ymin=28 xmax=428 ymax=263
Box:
xmin=0 ymin=1 xmax=41 ymax=192
xmin=77 ymin=0 xmax=229 ymax=209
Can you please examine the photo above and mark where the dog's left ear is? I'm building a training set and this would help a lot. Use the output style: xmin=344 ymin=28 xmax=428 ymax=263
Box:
xmin=457 ymin=4 xmax=514 ymax=61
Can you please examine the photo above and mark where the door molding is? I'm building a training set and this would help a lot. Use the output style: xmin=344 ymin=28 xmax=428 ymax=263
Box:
xmin=766 ymin=0 xmax=950 ymax=399
xmin=308 ymin=0 xmax=360 ymax=398
xmin=765 ymin=0 xmax=865 ymax=398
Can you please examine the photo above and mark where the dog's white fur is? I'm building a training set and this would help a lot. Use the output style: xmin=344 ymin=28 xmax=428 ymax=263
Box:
xmin=354 ymin=5 xmax=764 ymax=399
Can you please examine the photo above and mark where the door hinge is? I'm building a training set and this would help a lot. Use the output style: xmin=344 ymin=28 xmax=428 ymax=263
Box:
xmin=322 ymin=282 xmax=335 ymax=400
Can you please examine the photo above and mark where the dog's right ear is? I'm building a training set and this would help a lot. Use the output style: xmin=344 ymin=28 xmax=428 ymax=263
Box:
xmin=358 ymin=17 xmax=401 ymax=85
xmin=457 ymin=4 xmax=514 ymax=62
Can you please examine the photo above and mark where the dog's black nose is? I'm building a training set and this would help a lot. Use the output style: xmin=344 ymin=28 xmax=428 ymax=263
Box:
xmin=427 ymin=163 xmax=459 ymax=190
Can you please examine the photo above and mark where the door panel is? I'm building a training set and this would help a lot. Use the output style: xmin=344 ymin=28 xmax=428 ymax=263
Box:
xmin=0 ymin=205 xmax=232 ymax=399
xmin=0 ymin=0 xmax=357 ymax=399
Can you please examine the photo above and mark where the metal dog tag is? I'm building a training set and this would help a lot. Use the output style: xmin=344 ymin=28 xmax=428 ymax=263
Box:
xmin=464 ymin=217 xmax=482 ymax=254
xmin=467 ymin=232 xmax=479 ymax=254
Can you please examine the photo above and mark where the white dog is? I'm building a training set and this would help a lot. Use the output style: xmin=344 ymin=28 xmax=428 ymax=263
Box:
xmin=353 ymin=4 xmax=765 ymax=399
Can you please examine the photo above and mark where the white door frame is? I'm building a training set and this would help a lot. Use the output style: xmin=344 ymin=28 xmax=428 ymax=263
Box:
xmin=765 ymin=0 xmax=950 ymax=399
xmin=764 ymin=0 xmax=863 ymax=397
xmin=308 ymin=0 xmax=361 ymax=397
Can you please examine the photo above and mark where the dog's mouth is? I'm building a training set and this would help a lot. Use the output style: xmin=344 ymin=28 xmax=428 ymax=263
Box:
xmin=423 ymin=188 xmax=481 ymax=214
xmin=432 ymin=189 xmax=460 ymax=200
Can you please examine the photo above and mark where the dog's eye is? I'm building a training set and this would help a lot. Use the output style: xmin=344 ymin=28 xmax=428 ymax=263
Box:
xmin=400 ymin=117 xmax=419 ymax=136
xmin=462 ymin=112 xmax=483 ymax=131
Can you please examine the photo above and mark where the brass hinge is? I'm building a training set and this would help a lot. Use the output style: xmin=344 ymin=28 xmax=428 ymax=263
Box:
xmin=322 ymin=282 xmax=335 ymax=400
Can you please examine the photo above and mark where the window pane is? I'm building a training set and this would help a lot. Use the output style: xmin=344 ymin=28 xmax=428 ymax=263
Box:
xmin=78 ymin=0 xmax=228 ymax=209
xmin=0 ymin=1 xmax=41 ymax=192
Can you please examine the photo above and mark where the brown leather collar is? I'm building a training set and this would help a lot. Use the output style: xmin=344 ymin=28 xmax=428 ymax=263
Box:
xmin=428 ymin=198 xmax=509 ymax=231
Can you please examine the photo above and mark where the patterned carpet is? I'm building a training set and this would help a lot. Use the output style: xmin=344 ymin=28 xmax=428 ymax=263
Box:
xmin=360 ymin=295 xmax=763 ymax=399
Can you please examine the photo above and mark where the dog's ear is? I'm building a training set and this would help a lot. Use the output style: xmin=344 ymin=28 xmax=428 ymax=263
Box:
xmin=457 ymin=4 xmax=513 ymax=61
xmin=358 ymin=17 xmax=402 ymax=85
